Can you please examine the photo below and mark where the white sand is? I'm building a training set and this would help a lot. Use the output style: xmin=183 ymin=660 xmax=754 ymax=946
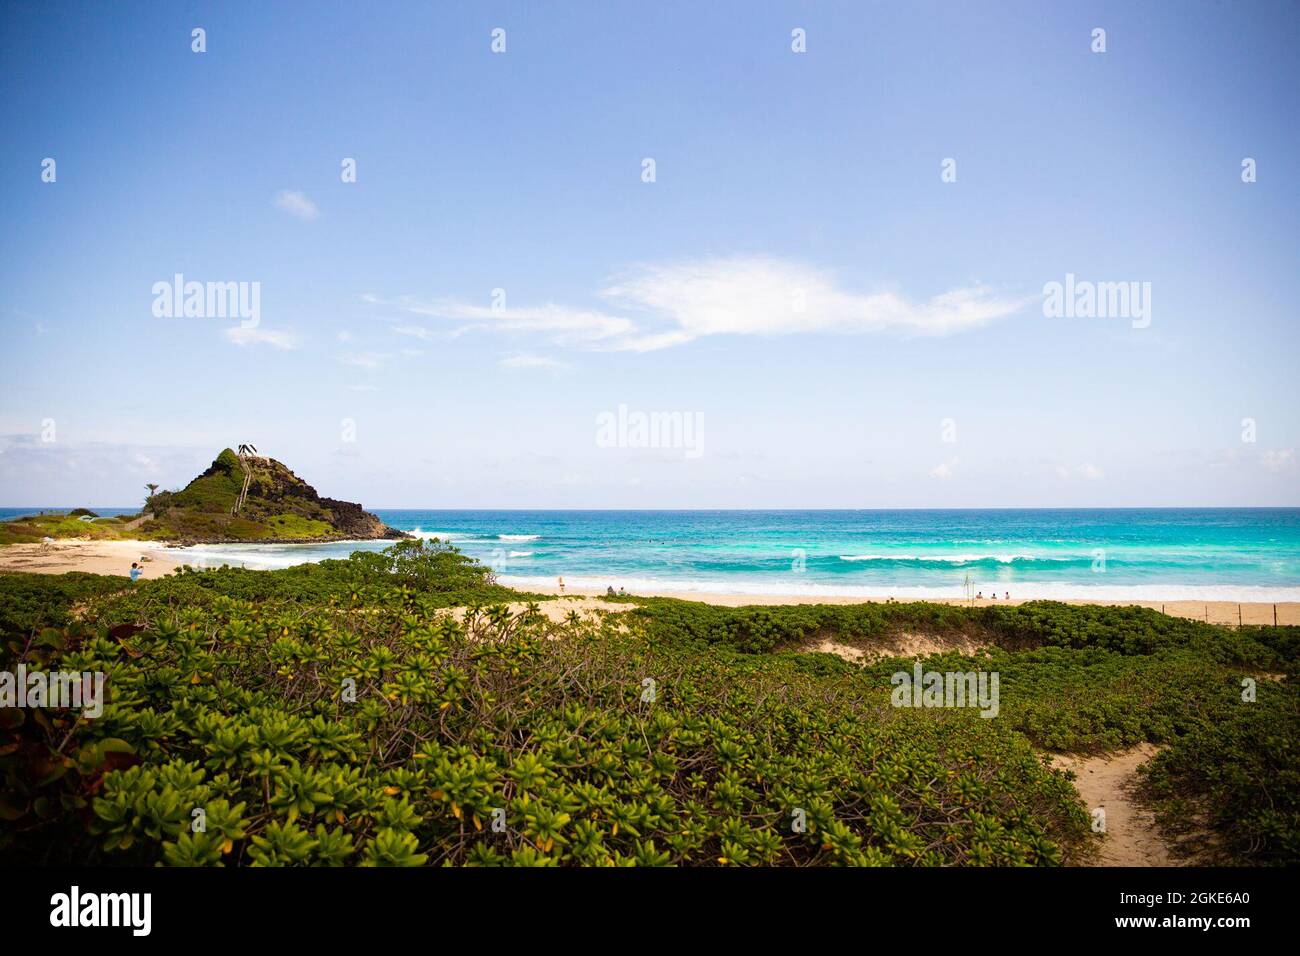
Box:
xmin=0 ymin=540 xmax=182 ymax=578
xmin=523 ymin=584 xmax=1300 ymax=625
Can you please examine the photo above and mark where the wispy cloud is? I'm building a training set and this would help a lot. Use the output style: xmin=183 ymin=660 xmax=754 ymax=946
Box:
xmin=929 ymin=458 xmax=959 ymax=480
xmin=223 ymin=326 xmax=298 ymax=349
xmin=388 ymin=323 xmax=443 ymax=342
xmin=1056 ymin=462 xmax=1104 ymax=480
xmin=370 ymin=256 xmax=1027 ymax=353
xmin=274 ymin=190 xmax=320 ymax=221
xmin=0 ymin=437 xmax=210 ymax=492
xmin=498 ymin=353 xmax=570 ymax=372
xmin=339 ymin=351 xmax=387 ymax=369
xmin=1262 ymin=449 xmax=1296 ymax=474
xmin=376 ymin=297 xmax=634 ymax=348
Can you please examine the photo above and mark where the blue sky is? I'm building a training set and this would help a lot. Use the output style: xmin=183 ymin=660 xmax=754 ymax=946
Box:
xmin=2 ymin=0 xmax=1297 ymax=508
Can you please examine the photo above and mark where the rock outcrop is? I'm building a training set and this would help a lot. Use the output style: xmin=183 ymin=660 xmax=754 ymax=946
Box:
xmin=136 ymin=448 xmax=410 ymax=544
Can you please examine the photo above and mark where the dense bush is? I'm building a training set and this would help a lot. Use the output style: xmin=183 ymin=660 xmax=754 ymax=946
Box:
xmin=0 ymin=572 xmax=130 ymax=638
xmin=632 ymin=599 xmax=983 ymax=654
xmin=633 ymin=596 xmax=1284 ymax=662
xmin=89 ymin=539 xmax=524 ymax=624
xmin=2 ymin=549 xmax=1296 ymax=866
xmin=1140 ymin=681 xmax=1300 ymax=865
xmin=0 ymin=565 xmax=1089 ymax=866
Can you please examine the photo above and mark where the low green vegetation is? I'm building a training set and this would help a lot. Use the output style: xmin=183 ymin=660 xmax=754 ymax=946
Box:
xmin=0 ymin=513 xmax=133 ymax=545
xmin=1 ymin=544 xmax=1295 ymax=866
xmin=628 ymin=596 xmax=1255 ymax=656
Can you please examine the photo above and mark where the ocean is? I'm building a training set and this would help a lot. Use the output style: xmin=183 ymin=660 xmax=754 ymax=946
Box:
xmin=8 ymin=507 xmax=1295 ymax=602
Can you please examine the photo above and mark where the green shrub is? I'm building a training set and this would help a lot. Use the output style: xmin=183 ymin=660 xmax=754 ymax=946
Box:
xmin=3 ymin=549 xmax=1295 ymax=866
xmin=1140 ymin=681 xmax=1300 ymax=865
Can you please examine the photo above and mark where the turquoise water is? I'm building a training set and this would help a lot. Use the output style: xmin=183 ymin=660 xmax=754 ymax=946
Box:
xmin=105 ymin=508 xmax=1300 ymax=602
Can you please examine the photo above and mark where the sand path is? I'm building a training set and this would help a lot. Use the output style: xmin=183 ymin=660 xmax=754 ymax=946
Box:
xmin=1050 ymin=745 xmax=1175 ymax=866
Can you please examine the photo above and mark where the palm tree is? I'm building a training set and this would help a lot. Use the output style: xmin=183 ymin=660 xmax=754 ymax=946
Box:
xmin=144 ymin=482 xmax=159 ymax=502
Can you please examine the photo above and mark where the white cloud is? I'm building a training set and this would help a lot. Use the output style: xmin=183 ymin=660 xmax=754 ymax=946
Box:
xmin=382 ymin=298 xmax=634 ymax=348
xmin=339 ymin=351 xmax=387 ymax=370
xmin=223 ymin=326 xmax=298 ymax=349
xmin=498 ymin=353 xmax=570 ymax=371
xmin=1057 ymin=462 xmax=1104 ymax=480
xmin=1262 ymin=449 xmax=1296 ymax=474
xmin=389 ymin=323 xmax=451 ymax=342
xmin=930 ymin=458 xmax=958 ymax=480
xmin=274 ymin=190 xmax=320 ymax=221
xmin=370 ymin=257 xmax=1027 ymax=353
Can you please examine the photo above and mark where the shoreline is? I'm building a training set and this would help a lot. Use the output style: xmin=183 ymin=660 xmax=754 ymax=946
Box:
xmin=520 ymin=583 xmax=1300 ymax=625
xmin=2 ymin=540 xmax=1297 ymax=625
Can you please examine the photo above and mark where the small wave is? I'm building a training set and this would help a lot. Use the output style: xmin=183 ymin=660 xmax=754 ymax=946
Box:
xmin=498 ymin=534 xmax=540 ymax=541
xmin=838 ymin=553 xmax=1046 ymax=564
xmin=410 ymin=529 xmax=482 ymax=541
xmin=507 ymin=550 xmax=534 ymax=558
xmin=497 ymin=574 xmax=1300 ymax=603
xmin=171 ymin=541 xmax=389 ymax=571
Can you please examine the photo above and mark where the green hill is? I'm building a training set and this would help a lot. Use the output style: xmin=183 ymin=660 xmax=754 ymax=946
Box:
xmin=0 ymin=448 xmax=408 ymax=545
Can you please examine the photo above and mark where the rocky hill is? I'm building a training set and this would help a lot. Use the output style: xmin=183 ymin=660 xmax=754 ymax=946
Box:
xmin=136 ymin=449 xmax=409 ymax=544
xmin=0 ymin=449 xmax=409 ymax=545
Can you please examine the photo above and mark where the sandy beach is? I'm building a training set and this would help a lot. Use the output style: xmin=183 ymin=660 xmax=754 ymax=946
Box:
xmin=528 ymin=583 xmax=1300 ymax=626
xmin=2 ymin=540 xmax=1297 ymax=626
xmin=0 ymin=539 xmax=183 ymax=579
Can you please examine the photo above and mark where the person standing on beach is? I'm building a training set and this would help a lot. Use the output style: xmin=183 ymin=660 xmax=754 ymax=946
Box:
xmin=129 ymin=562 xmax=143 ymax=582
xmin=557 ymin=576 xmax=565 ymax=594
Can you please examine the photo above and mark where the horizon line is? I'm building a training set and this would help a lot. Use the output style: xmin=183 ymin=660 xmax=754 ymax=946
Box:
xmin=6 ymin=505 xmax=1300 ymax=513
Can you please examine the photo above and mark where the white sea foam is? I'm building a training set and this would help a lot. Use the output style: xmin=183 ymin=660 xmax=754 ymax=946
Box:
xmin=170 ymin=540 xmax=387 ymax=571
xmin=165 ymin=538 xmax=1300 ymax=604
xmin=498 ymin=534 xmax=540 ymax=541
xmin=410 ymin=528 xmax=478 ymax=541
xmin=837 ymin=553 xmax=1045 ymax=564
xmin=497 ymin=574 xmax=1300 ymax=603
